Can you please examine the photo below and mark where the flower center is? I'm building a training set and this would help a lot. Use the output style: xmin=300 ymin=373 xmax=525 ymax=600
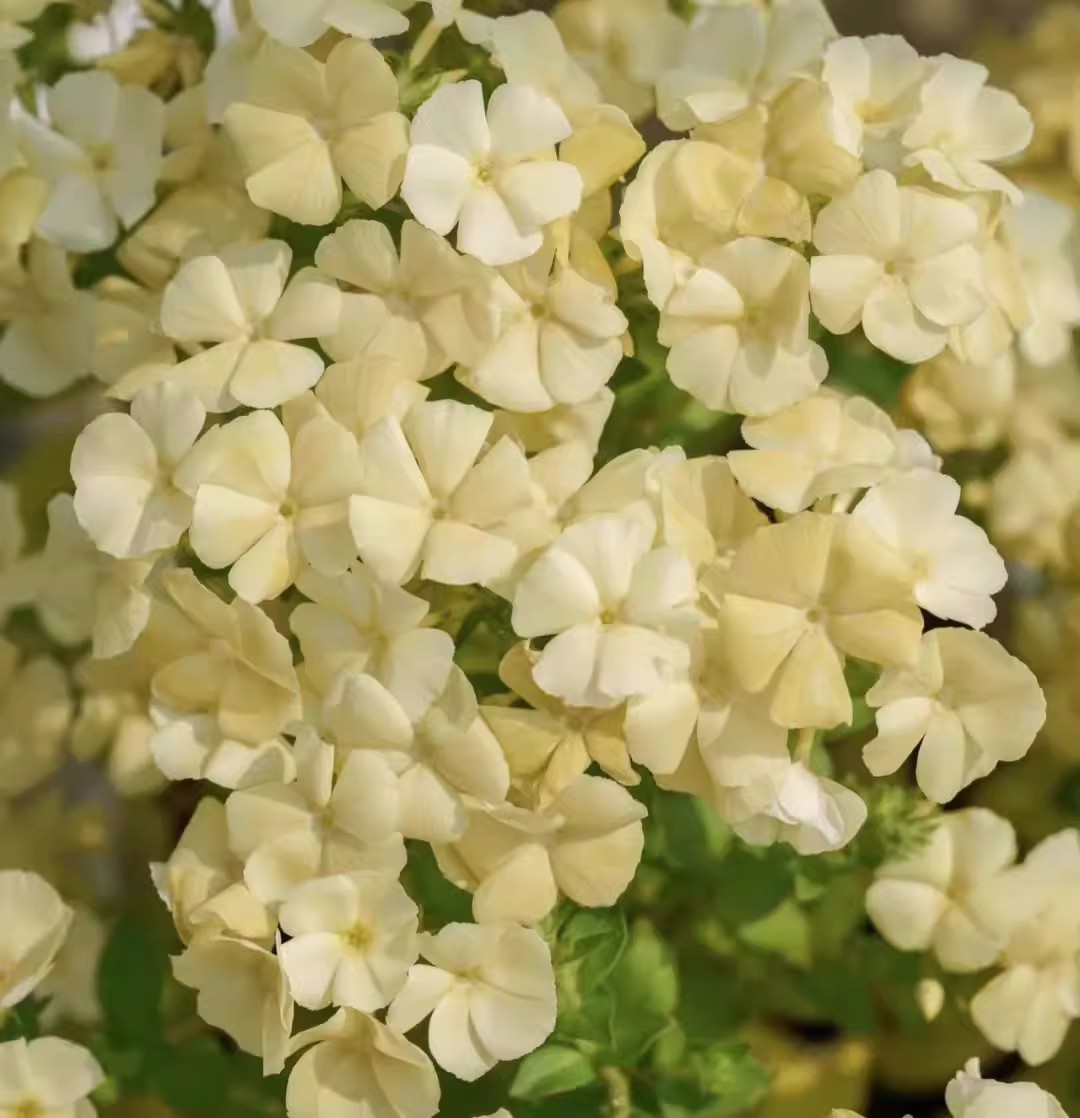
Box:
xmin=344 ymin=922 xmax=373 ymax=951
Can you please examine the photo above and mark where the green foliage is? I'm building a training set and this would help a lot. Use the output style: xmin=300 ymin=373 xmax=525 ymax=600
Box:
xmin=511 ymin=1044 xmax=599 ymax=1101
xmin=654 ymin=1043 xmax=771 ymax=1118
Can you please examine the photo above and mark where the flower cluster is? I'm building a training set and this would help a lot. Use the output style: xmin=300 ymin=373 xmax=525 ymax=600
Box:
xmin=0 ymin=0 xmax=1074 ymax=1115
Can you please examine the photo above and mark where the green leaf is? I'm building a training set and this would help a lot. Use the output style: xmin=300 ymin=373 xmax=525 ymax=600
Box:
xmin=511 ymin=1045 xmax=597 ymax=1100
xmin=98 ymin=918 xmax=168 ymax=1045
xmin=555 ymin=907 xmax=629 ymax=987
xmin=153 ymin=1036 xmax=230 ymax=1113
xmin=739 ymin=900 xmax=812 ymax=969
xmin=647 ymin=790 xmax=732 ymax=874
xmin=712 ymin=844 xmax=794 ymax=927
xmin=604 ymin=921 xmax=679 ymax=1063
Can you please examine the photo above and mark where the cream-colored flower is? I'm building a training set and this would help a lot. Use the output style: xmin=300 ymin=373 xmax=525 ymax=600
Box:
xmin=867 ymin=809 xmax=1016 ymax=972
xmin=969 ymin=831 xmax=1080 ymax=1066
xmin=159 ymin=239 xmax=340 ymax=412
xmin=864 ymin=629 xmax=1045 ymax=804
xmin=728 ymin=392 xmax=900 ymax=514
xmin=34 ymin=495 xmax=154 ymax=660
xmin=149 ymin=567 xmax=301 ymax=755
xmin=735 ymin=761 xmax=868 ymax=856
xmin=388 ymin=923 xmax=556 ymax=1081
xmin=0 ymin=0 xmax=56 ymax=48
xmin=225 ymin=39 xmax=408 ymax=226
xmin=721 ymin=512 xmax=921 ymax=729
xmin=312 ymin=357 xmax=430 ymax=440
xmin=292 ymin=564 xmax=453 ymax=720
xmin=1001 ymin=189 xmax=1080 ymax=368
xmin=0 ymin=241 xmax=95 ymax=398
xmin=492 ymin=387 xmax=614 ymax=457
xmin=655 ymin=0 xmax=835 ymax=131
xmin=456 ymin=239 xmax=628 ymax=414
xmin=904 ymin=350 xmax=1015 ymax=455
xmin=151 ymin=796 xmax=275 ymax=946
xmin=901 ymin=56 xmax=1032 ymax=203
xmin=402 ymin=80 xmax=583 ymax=266
xmin=811 ymin=171 xmax=986 ymax=364
xmin=945 ymin=1057 xmax=1069 ymax=1117
xmin=477 ymin=12 xmax=646 ymax=198
xmin=0 ymin=170 xmax=47 ymax=269
xmin=822 ymin=35 xmax=925 ymax=166
xmin=287 ymin=1009 xmax=439 ymax=1118
xmin=659 ymin=236 xmax=827 ymax=417
xmin=38 ymin=904 xmax=106 ymax=1027
xmin=325 ymin=666 xmax=509 ymax=844
xmin=90 ymin=275 xmax=174 ymax=387
xmin=173 ymin=935 xmax=293 ymax=1074
xmin=313 ymin=218 xmax=480 ymax=376
xmin=71 ymin=384 xmax=204 ymax=559
xmin=181 ymin=408 xmax=361 ymax=603
xmin=18 ymin=70 xmax=163 ymax=252
xmin=226 ymin=731 xmax=406 ymax=904
xmin=349 ymin=400 xmax=533 ymax=586
xmin=853 ymin=469 xmax=1006 ymax=629
xmin=554 ymin=0 xmax=685 ymax=122
xmin=0 ymin=871 xmax=72 ymax=1010
xmin=278 ymin=872 xmax=418 ymax=1011
xmin=434 ymin=775 xmax=645 ymax=925
xmin=482 ymin=643 xmax=637 ymax=807
xmin=0 ymin=1038 xmax=103 ymax=1116
xmin=990 ymin=441 xmax=1080 ymax=571
xmin=250 ymin=0 xmax=412 ymax=45
xmin=512 ymin=509 xmax=702 ymax=710
xmin=0 ymin=638 xmax=72 ymax=800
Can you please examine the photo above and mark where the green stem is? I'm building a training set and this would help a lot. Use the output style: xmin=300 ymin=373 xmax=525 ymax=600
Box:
xmin=600 ymin=1066 xmax=632 ymax=1118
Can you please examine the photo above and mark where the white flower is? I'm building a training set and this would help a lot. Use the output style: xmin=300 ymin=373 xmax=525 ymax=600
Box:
xmin=291 ymin=564 xmax=454 ymax=720
xmin=71 ymin=384 xmax=205 ymax=559
xmin=0 ymin=1038 xmax=103 ymax=1115
xmin=325 ymin=667 xmax=509 ymax=845
xmin=512 ymin=510 xmax=702 ymax=709
xmin=853 ymin=469 xmax=1007 ymax=629
xmin=278 ymin=872 xmax=418 ymax=1011
xmin=0 ymin=241 xmax=95 ymax=398
xmin=867 ymin=809 xmax=1017 ymax=972
xmin=159 ymin=239 xmax=340 ymax=412
xmin=0 ymin=0 xmax=54 ymax=48
xmin=402 ymin=80 xmax=583 ymax=266
xmin=658 ymin=237 xmax=828 ymax=417
xmin=180 ymin=408 xmax=362 ymax=603
xmin=349 ymin=400 xmax=533 ymax=586
xmin=18 ymin=70 xmax=164 ymax=252
xmin=734 ymin=761 xmax=868 ymax=856
xmin=434 ymin=774 xmax=646 ymax=925
xmin=172 ymin=936 xmax=294 ymax=1074
xmin=387 ymin=923 xmax=556 ymax=1081
xmin=251 ymin=0 xmax=412 ymax=45
xmin=655 ymin=0 xmax=835 ymax=131
xmin=0 ymin=871 xmax=73 ymax=1010
xmin=226 ymin=731 xmax=406 ymax=904
xmin=822 ymin=35 xmax=925 ymax=165
xmin=224 ymin=39 xmax=408 ymax=226
xmin=945 ymin=1058 xmax=1069 ymax=1117
xmin=810 ymin=170 xmax=987 ymax=364
xmin=901 ymin=56 xmax=1033 ymax=202
xmin=287 ymin=1009 xmax=439 ymax=1118
xmin=864 ymin=629 xmax=1046 ymax=804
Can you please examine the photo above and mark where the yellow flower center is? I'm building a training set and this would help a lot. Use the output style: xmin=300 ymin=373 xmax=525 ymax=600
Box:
xmin=344 ymin=922 xmax=373 ymax=951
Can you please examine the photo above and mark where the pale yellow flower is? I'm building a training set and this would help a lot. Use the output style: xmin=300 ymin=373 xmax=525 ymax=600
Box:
xmin=250 ymin=0 xmax=412 ymax=46
xmin=720 ymin=512 xmax=922 ymax=729
xmin=173 ymin=935 xmax=294 ymax=1074
xmin=287 ymin=1009 xmax=439 ymax=1118
xmin=387 ymin=923 xmax=556 ymax=1081
xmin=864 ymin=629 xmax=1045 ymax=804
xmin=434 ymin=775 xmax=645 ymax=925
xmin=159 ymin=239 xmax=340 ymax=412
xmin=0 ymin=1037 xmax=103 ymax=1116
xmin=867 ymin=809 xmax=1016 ymax=972
xmin=0 ymin=871 xmax=72 ymax=1009
xmin=225 ymin=38 xmax=408 ymax=226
